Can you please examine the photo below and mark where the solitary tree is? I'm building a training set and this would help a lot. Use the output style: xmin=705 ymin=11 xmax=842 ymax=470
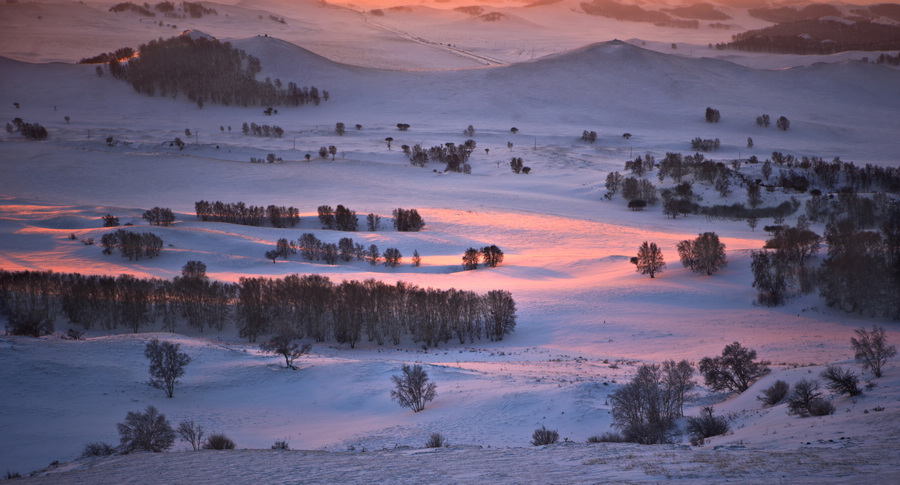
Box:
xmin=686 ymin=232 xmax=727 ymax=275
xmin=705 ymin=107 xmax=721 ymax=123
xmin=335 ymin=122 xmax=345 ymax=136
xmin=177 ymin=420 xmax=205 ymax=451
xmin=776 ymin=116 xmax=790 ymax=131
xmin=144 ymin=339 xmax=191 ymax=398
xmin=699 ymin=342 xmax=770 ymax=393
xmin=633 ymin=241 xmax=665 ymax=278
xmin=390 ymin=364 xmax=437 ymax=412
xmin=850 ymin=326 xmax=896 ymax=378
xmin=260 ymin=330 xmax=311 ymax=370
xmin=117 ymin=405 xmax=176 ymax=453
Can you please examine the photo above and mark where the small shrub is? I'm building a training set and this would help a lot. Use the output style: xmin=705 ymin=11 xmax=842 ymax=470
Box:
xmin=820 ymin=365 xmax=862 ymax=397
xmin=272 ymin=440 xmax=290 ymax=450
xmin=67 ymin=328 xmax=85 ymax=340
xmin=685 ymin=407 xmax=729 ymax=443
xmin=203 ymin=433 xmax=236 ymax=450
xmin=82 ymin=442 xmax=116 ymax=457
xmin=531 ymin=426 xmax=559 ymax=446
xmin=758 ymin=380 xmax=790 ymax=407
xmin=586 ymin=432 xmax=625 ymax=443
xmin=424 ymin=432 xmax=445 ymax=448
xmin=808 ymin=398 xmax=835 ymax=416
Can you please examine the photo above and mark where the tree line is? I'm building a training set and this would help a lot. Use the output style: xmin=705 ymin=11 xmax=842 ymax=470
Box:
xmin=0 ymin=269 xmax=517 ymax=346
xmin=105 ymin=35 xmax=328 ymax=108
xmin=194 ymin=201 xmax=299 ymax=227
xmin=193 ymin=201 xmax=422 ymax=232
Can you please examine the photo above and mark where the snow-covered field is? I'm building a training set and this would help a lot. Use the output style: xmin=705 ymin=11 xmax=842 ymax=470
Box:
xmin=1 ymin=0 xmax=899 ymax=482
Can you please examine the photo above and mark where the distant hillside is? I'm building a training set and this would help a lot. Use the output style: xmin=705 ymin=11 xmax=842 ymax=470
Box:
xmin=663 ymin=3 xmax=731 ymax=21
xmin=749 ymin=4 xmax=843 ymax=23
xmin=720 ymin=18 xmax=900 ymax=54
xmin=579 ymin=0 xmax=699 ymax=28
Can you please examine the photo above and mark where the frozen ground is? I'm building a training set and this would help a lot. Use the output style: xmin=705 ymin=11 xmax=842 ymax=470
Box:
xmin=1 ymin=0 xmax=899 ymax=482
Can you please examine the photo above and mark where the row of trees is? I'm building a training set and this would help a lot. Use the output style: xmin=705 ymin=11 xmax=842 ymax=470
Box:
xmin=193 ymin=200 xmax=299 ymax=227
xmin=0 ymin=269 xmax=517 ymax=346
xmin=263 ymin=234 xmax=406 ymax=268
xmin=194 ymin=201 xmax=423 ymax=232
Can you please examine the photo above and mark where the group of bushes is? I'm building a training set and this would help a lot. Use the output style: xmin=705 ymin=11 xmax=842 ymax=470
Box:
xmin=0 ymin=269 xmax=517 ymax=347
xmin=84 ymin=405 xmax=235 ymax=459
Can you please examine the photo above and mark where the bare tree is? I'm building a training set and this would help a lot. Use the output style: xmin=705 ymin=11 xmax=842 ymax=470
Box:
xmin=662 ymin=359 xmax=694 ymax=416
xmin=850 ymin=326 xmax=896 ymax=378
xmin=144 ymin=339 xmax=191 ymax=398
xmin=177 ymin=420 xmax=205 ymax=451
xmin=609 ymin=364 xmax=679 ymax=444
xmin=390 ymin=364 xmax=437 ymax=412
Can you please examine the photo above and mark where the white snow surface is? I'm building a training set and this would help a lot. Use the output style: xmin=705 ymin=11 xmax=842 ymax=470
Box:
xmin=1 ymin=1 xmax=900 ymax=482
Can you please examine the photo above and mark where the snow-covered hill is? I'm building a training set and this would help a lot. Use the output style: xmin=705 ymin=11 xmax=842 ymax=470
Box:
xmin=1 ymin=4 xmax=899 ymax=482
